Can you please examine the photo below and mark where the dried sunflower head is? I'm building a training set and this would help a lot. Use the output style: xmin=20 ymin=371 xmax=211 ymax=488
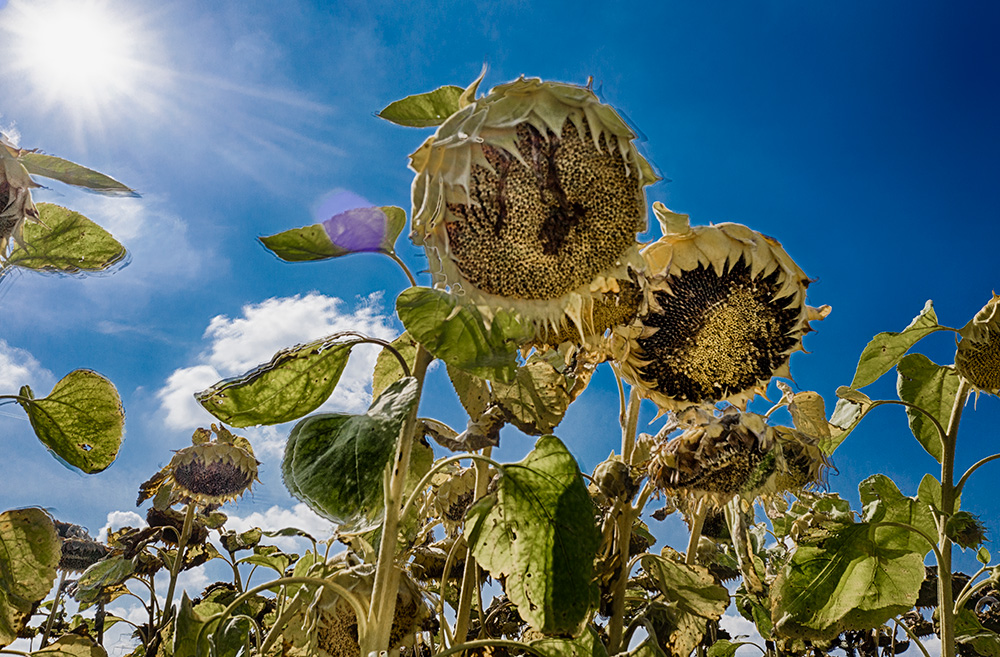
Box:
xmin=647 ymin=406 xmax=780 ymax=507
xmin=0 ymin=136 xmax=40 ymax=258
xmin=612 ymin=204 xmax=830 ymax=411
xmin=151 ymin=425 xmax=260 ymax=507
xmin=956 ymin=293 xmax=1000 ymax=395
xmin=410 ymin=76 xmax=658 ymax=338
xmin=770 ymin=427 xmax=830 ymax=495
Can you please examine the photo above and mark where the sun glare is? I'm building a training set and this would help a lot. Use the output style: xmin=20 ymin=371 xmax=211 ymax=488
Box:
xmin=3 ymin=0 xmax=162 ymax=125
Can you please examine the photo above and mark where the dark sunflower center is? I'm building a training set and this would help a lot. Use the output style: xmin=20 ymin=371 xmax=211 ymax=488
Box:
xmin=957 ymin=335 xmax=1000 ymax=392
xmin=636 ymin=257 xmax=800 ymax=403
xmin=173 ymin=458 xmax=253 ymax=500
xmin=653 ymin=421 xmax=773 ymax=495
xmin=444 ymin=118 xmax=642 ymax=300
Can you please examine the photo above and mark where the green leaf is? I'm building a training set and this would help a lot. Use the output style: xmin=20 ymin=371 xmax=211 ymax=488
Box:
xmin=237 ymin=549 xmax=296 ymax=575
xmin=0 ymin=508 xmax=61 ymax=648
xmin=197 ymin=333 xmax=361 ymax=427
xmin=19 ymin=152 xmax=136 ymax=196
xmin=707 ymin=640 xmax=756 ymax=657
xmin=851 ymin=300 xmax=945 ymax=388
xmin=379 ymin=205 xmax=406 ymax=252
xmin=493 ymin=356 xmax=587 ymax=435
xmin=896 ymin=353 xmax=960 ymax=462
xmin=282 ymin=378 xmax=419 ymax=531
xmin=396 ymin=286 xmax=523 ymax=383
xmin=771 ymin=507 xmax=925 ymax=640
xmin=372 ymin=332 xmax=418 ymax=398
xmin=18 ymin=369 xmax=124 ymax=474
xmin=6 ymin=203 xmax=127 ymax=273
xmin=377 ymin=85 xmax=464 ymax=127
xmin=529 ymin=627 xmax=608 ymax=657
xmin=464 ymin=435 xmax=600 ymax=636
xmin=857 ymin=474 xmax=936 ymax=555
xmin=626 ymin=640 xmax=669 ymax=657
xmin=640 ymin=555 xmax=730 ymax=657
xmin=172 ymin=593 xmax=210 ymax=657
xmin=30 ymin=634 xmax=109 ymax=656
xmin=73 ymin=556 xmax=134 ymax=604
xmin=259 ymin=224 xmax=348 ymax=262
xmin=447 ymin=365 xmax=492 ymax=419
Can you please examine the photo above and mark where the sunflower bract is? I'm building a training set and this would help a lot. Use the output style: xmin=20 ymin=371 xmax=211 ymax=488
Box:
xmin=409 ymin=77 xmax=658 ymax=337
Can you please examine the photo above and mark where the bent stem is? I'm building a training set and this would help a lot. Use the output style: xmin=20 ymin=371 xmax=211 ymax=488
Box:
xmin=938 ymin=378 xmax=971 ymax=657
xmin=454 ymin=445 xmax=493 ymax=643
xmin=362 ymin=344 xmax=433 ymax=655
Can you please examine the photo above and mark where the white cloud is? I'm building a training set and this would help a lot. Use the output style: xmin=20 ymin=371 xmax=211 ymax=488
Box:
xmin=98 ymin=510 xmax=147 ymax=543
xmin=157 ymin=291 xmax=397 ymax=430
xmin=225 ymin=502 xmax=334 ymax=553
xmin=0 ymin=338 xmax=52 ymax=392
xmin=718 ymin=611 xmax=766 ymax=655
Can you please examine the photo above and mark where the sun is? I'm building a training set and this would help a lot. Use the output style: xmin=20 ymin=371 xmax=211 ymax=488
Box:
xmin=2 ymin=0 xmax=162 ymax=123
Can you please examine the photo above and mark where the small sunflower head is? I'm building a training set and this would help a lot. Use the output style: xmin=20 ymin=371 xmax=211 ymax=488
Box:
xmin=410 ymin=76 xmax=658 ymax=338
xmin=612 ymin=204 xmax=830 ymax=411
xmin=647 ymin=407 xmax=779 ymax=507
xmin=956 ymin=294 xmax=1000 ymax=395
xmin=0 ymin=136 xmax=40 ymax=258
xmin=946 ymin=511 xmax=988 ymax=550
xmin=771 ymin=427 xmax=830 ymax=495
xmin=164 ymin=425 xmax=259 ymax=507
xmin=54 ymin=522 xmax=109 ymax=573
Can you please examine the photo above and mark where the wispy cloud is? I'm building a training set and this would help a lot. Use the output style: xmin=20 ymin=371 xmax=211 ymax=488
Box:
xmin=156 ymin=291 xmax=396 ymax=430
xmin=0 ymin=339 xmax=53 ymax=396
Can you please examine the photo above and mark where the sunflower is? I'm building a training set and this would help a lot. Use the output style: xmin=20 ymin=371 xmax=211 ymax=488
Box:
xmin=647 ymin=407 xmax=779 ymax=507
xmin=955 ymin=293 xmax=1000 ymax=395
xmin=141 ymin=425 xmax=260 ymax=507
xmin=612 ymin=203 xmax=830 ymax=411
xmin=410 ymin=77 xmax=658 ymax=338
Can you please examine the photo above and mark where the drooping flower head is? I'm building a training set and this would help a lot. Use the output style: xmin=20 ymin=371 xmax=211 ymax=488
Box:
xmin=647 ymin=407 xmax=779 ymax=507
xmin=955 ymin=293 xmax=1000 ymax=396
xmin=152 ymin=425 xmax=260 ymax=507
xmin=612 ymin=204 xmax=830 ymax=411
xmin=410 ymin=77 xmax=658 ymax=338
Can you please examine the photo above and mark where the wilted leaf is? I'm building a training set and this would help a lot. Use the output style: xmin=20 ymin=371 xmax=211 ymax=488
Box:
xmin=30 ymin=633 xmax=109 ymax=656
xmin=372 ymin=332 xmax=418 ymax=398
xmin=74 ymin=556 xmax=134 ymax=604
xmin=197 ymin=334 xmax=362 ymax=427
xmin=956 ymin=607 xmax=1000 ymax=656
xmin=447 ymin=365 xmax=492 ymax=419
xmin=0 ymin=508 xmax=61 ymax=647
xmin=465 ymin=435 xmax=599 ymax=636
xmin=18 ymin=369 xmax=124 ymax=474
xmin=282 ymin=378 xmax=419 ymax=531
xmin=641 ymin=555 xmax=730 ymax=657
xmin=493 ymin=357 xmax=587 ymax=435
xmin=787 ymin=391 xmax=830 ymax=439
xmin=377 ymin=85 xmax=464 ymax=127
xmin=6 ymin=204 xmax=127 ymax=273
xmin=821 ymin=390 xmax=880 ymax=456
xmin=396 ymin=287 xmax=523 ymax=383
xmin=851 ymin=301 xmax=945 ymax=388
xmin=896 ymin=353 xmax=960 ymax=463
xmin=379 ymin=206 xmax=406 ymax=252
xmin=18 ymin=152 xmax=136 ymax=196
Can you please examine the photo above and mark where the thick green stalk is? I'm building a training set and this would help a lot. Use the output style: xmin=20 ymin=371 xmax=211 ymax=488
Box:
xmin=608 ymin=388 xmax=641 ymax=654
xmin=454 ymin=446 xmax=493 ymax=643
xmin=162 ymin=502 xmax=195 ymax=620
xmin=362 ymin=345 xmax=432 ymax=655
xmin=937 ymin=379 xmax=970 ymax=657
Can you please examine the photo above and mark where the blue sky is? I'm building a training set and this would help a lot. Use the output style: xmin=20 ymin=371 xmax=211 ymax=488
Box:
xmin=1 ymin=0 xmax=999 ymax=649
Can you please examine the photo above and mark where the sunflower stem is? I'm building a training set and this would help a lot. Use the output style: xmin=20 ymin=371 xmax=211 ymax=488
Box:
xmin=685 ymin=499 xmax=708 ymax=566
xmin=454 ymin=445 xmax=493 ymax=643
xmin=937 ymin=378 xmax=971 ymax=657
xmin=363 ymin=344 xmax=432 ymax=656
xmin=38 ymin=571 xmax=66 ymax=648
xmin=162 ymin=502 xmax=195 ymax=623
xmin=608 ymin=389 xmax=642 ymax=654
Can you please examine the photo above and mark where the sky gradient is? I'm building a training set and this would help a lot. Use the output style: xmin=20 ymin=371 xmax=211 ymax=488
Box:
xmin=1 ymin=1 xmax=998 ymax=653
